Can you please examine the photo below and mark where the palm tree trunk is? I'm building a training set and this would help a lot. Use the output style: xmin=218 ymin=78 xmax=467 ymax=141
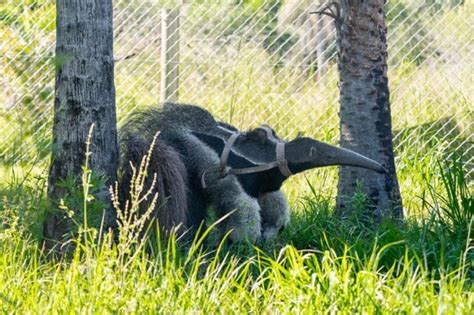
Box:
xmin=335 ymin=0 xmax=403 ymax=220
xmin=44 ymin=0 xmax=118 ymax=245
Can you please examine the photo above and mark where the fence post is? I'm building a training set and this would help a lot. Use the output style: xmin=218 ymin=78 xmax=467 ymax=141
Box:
xmin=160 ymin=8 xmax=180 ymax=103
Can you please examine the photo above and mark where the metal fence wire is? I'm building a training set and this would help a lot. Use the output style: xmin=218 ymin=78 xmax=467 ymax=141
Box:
xmin=1 ymin=0 xmax=472 ymax=182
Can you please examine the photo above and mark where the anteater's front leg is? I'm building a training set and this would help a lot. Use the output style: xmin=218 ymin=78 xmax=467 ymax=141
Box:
xmin=258 ymin=190 xmax=290 ymax=241
xmin=206 ymin=175 xmax=262 ymax=243
xmin=178 ymin=133 xmax=262 ymax=243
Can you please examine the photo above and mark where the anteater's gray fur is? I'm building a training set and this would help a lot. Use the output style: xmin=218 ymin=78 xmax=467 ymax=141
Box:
xmin=118 ymin=103 xmax=387 ymax=242
xmin=119 ymin=110 xmax=189 ymax=235
xmin=118 ymin=103 xmax=290 ymax=242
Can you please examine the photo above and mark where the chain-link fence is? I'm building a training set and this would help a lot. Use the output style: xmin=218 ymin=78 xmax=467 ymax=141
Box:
xmin=1 ymin=0 xmax=472 ymax=204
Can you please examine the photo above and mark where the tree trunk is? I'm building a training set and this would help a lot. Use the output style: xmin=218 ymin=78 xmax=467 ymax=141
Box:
xmin=335 ymin=0 xmax=403 ymax=220
xmin=44 ymin=0 xmax=118 ymax=245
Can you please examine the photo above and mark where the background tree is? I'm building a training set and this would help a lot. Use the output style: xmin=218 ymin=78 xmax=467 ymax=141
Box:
xmin=319 ymin=0 xmax=403 ymax=220
xmin=44 ymin=0 xmax=118 ymax=245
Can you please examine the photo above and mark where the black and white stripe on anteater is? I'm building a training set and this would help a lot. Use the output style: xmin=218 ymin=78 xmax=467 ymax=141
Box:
xmin=118 ymin=103 xmax=385 ymax=243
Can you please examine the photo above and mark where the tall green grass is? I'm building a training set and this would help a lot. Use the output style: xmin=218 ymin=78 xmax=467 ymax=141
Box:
xmin=0 ymin=143 xmax=472 ymax=313
xmin=0 ymin=232 xmax=471 ymax=313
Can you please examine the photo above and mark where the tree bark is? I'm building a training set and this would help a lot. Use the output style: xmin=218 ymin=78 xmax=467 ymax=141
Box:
xmin=335 ymin=0 xmax=403 ymax=220
xmin=44 ymin=0 xmax=118 ymax=245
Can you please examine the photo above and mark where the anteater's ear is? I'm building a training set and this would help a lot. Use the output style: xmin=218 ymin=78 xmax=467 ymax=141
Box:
xmin=243 ymin=124 xmax=279 ymax=144
xmin=191 ymin=131 xmax=226 ymax=155
xmin=244 ymin=128 xmax=269 ymax=144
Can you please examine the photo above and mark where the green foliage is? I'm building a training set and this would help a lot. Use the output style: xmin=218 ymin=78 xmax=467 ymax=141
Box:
xmin=427 ymin=155 xmax=473 ymax=235
xmin=186 ymin=0 xmax=280 ymax=38
xmin=0 ymin=2 xmax=472 ymax=311
xmin=0 ymin=167 xmax=47 ymax=238
xmin=1 ymin=151 xmax=473 ymax=312
xmin=386 ymin=2 xmax=437 ymax=66
xmin=53 ymin=173 xmax=108 ymax=237
xmin=284 ymin=173 xmax=473 ymax=278
xmin=0 ymin=0 xmax=55 ymax=164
